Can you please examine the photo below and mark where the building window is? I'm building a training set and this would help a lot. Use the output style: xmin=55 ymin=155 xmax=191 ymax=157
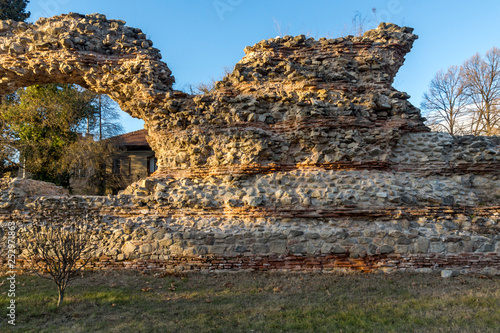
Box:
xmin=147 ymin=155 xmax=158 ymax=175
xmin=112 ymin=157 xmax=131 ymax=175
xmin=73 ymin=162 xmax=87 ymax=178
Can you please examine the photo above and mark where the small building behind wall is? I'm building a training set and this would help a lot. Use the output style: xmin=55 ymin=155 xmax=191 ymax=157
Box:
xmin=109 ymin=129 xmax=157 ymax=194
xmin=70 ymin=129 xmax=157 ymax=194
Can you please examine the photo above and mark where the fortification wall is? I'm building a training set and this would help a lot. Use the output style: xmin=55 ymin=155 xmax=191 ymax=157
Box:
xmin=0 ymin=15 xmax=498 ymax=275
xmin=1 ymin=177 xmax=499 ymax=275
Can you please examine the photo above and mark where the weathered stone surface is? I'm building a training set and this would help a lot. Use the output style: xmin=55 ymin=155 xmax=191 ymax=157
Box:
xmin=269 ymin=240 xmax=287 ymax=254
xmin=146 ymin=23 xmax=426 ymax=182
xmin=0 ymin=15 xmax=499 ymax=275
xmin=379 ymin=245 xmax=395 ymax=254
xmin=441 ymin=270 xmax=460 ymax=278
xmin=415 ymin=237 xmax=430 ymax=253
xmin=0 ymin=178 xmax=68 ymax=197
xmin=1 ymin=181 xmax=499 ymax=274
xmin=0 ymin=13 xmax=173 ymax=119
xmin=331 ymin=244 xmax=347 ymax=254
xmin=121 ymin=241 xmax=137 ymax=256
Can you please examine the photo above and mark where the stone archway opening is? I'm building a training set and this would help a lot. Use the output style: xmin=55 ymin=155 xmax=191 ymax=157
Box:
xmin=0 ymin=13 xmax=175 ymax=194
xmin=1 ymin=82 xmax=127 ymax=193
xmin=0 ymin=13 xmax=174 ymax=120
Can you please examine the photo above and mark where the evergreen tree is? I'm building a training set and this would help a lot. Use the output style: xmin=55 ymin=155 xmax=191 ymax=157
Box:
xmin=0 ymin=0 xmax=30 ymax=22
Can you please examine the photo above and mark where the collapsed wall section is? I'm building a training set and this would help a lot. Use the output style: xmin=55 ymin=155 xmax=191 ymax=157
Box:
xmin=147 ymin=23 xmax=425 ymax=175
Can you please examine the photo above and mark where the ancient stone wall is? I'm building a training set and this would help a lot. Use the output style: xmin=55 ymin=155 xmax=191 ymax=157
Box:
xmin=0 ymin=15 xmax=499 ymax=275
xmin=0 ymin=182 xmax=499 ymax=274
xmin=146 ymin=23 xmax=425 ymax=174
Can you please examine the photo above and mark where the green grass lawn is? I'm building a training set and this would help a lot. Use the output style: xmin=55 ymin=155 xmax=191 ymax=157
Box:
xmin=0 ymin=270 xmax=498 ymax=332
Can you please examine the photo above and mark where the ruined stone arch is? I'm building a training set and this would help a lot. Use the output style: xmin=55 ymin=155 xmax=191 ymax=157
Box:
xmin=0 ymin=12 xmax=174 ymax=119
xmin=1 ymin=15 xmax=500 ymax=278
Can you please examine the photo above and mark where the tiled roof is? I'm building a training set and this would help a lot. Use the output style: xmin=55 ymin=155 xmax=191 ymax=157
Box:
xmin=108 ymin=129 xmax=149 ymax=147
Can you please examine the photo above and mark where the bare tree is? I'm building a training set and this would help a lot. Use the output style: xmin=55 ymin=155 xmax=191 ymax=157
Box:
xmin=60 ymin=136 xmax=126 ymax=195
xmin=421 ymin=66 xmax=468 ymax=135
xmin=83 ymin=94 xmax=124 ymax=140
xmin=461 ymin=47 xmax=500 ymax=136
xmin=22 ymin=223 xmax=97 ymax=307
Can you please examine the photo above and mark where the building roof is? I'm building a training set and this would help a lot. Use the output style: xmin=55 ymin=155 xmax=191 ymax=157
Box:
xmin=108 ymin=129 xmax=150 ymax=149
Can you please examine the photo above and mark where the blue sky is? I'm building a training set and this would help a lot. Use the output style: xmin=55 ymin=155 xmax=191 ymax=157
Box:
xmin=26 ymin=0 xmax=500 ymax=133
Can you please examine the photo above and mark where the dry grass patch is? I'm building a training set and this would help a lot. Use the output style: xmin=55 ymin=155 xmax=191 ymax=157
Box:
xmin=0 ymin=270 xmax=498 ymax=332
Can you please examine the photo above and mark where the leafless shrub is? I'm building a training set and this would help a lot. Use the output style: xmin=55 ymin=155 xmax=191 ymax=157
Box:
xmin=273 ymin=17 xmax=290 ymax=37
xmin=21 ymin=223 xmax=97 ymax=307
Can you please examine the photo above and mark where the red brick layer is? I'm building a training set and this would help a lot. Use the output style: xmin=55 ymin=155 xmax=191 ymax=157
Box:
xmin=4 ymin=253 xmax=499 ymax=275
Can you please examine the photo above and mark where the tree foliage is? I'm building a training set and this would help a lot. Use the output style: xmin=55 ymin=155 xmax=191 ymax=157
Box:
xmin=0 ymin=0 xmax=30 ymax=175
xmin=0 ymin=106 xmax=18 ymax=175
xmin=0 ymin=84 xmax=124 ymax=189
xmin=0 ymin=0 xmax=30 ymax=22
xmin=0 ymin=84 xmax=97 ymax=185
